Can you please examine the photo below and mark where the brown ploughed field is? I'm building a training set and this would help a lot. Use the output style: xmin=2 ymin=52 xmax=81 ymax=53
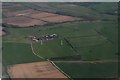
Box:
xmin=27 ymin=12 xmax=58 ymax=19
xmin=3 ymin=16 xmax=46 ymax=27
xmin=7 ymin=61 xmax=68 ymax=79
xmin=40 ymin=15 xmax=78 ymax=23
xmin=3 ymin=9 xmax=40 ymax=17
xmin=3 ymin=9 xmax=79 ymax=27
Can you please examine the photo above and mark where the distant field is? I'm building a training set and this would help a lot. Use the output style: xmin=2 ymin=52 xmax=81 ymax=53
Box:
xmin=2 ymin=21 xmax=118 ymax=61
xmin=3 ymin=8 xmax=78 ymax=27
xmin=55 ymin=62 xmax=118 ymax=78
xmin=48 ymin=3 xmax=118 ymax=21
xmin=3 ymin=2 xmax=118 ymax=21
xmin=2 ymin=22 xmax=115 ymax=41
xmin=32 ymin=39 xmax=77 ymax=59
xmin=2 ymin=42 xmax=44 ymax=66
xmin=3 ymin=16 xmax=46 ymax=27
xmin=3 ymin=4 xmax=29 ymax=12
xmin=89 ymin=3 xmax=118 ymax=13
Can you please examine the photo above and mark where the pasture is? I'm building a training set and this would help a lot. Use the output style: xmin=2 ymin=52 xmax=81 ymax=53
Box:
xmin=2 ymin=21 xmax=118 ymax=61
xmin=48 ymin=3 xmax=118 ymax=21
xmin=2 ymin=42 xmax=44 ymax=66
xmin=55 ymin=62 xmax=118 ymax=78
xmin=32 ymin=39 xmax=77 ymax=59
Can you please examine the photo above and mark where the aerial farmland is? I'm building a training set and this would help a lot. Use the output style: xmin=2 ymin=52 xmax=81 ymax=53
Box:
xmin=2 ymin=2 xmax=118 ymax=80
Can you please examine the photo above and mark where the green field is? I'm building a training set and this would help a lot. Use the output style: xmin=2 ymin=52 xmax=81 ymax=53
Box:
xmin=55 ymin=62 xmax=118 ymax=78
xmin=2 ymin=22 xmax=118 ymax=42
xmin=32 ymin=39 xmax=77 ymax=59
xmin=2 ymin=3 xmax=29 ymax=12
xmin=2 ymin=42 xmax=44 ymax=66
xmin=2 ymin=21 xmax=118 ymax=78
xmin=3 ymin=21 xmax=118 ymax=61
xmin=47 ymin=2 xmax=118 ymax=21
xmin=89 ymin=3 xmax=118 ymax=13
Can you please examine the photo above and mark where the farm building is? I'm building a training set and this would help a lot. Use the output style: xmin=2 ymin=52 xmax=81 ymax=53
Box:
xmin=29 ymin=34 xmax=59 ymax=42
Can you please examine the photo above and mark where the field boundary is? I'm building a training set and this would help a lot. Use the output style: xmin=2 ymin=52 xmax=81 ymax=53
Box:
xmin=93 ymin=28 xmax=114 ymax=44
xmin=64 ymin=38 xmax=77 ymax=52
xmin=30 ymin=42 xmax=72 ymax=79
xmin=54 ymin=60 xmax=119 ymax=63
xmin=7 ymin=61 xmax=69 ymax=78
xmin=47 ymin=59 xmax=72 ymax=79
xmin=30 ymin=42 xmax=45 ymax=60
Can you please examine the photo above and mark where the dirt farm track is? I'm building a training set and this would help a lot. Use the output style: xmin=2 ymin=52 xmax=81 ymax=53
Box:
xmin=7 ymin=61 xmax=68 ymax=79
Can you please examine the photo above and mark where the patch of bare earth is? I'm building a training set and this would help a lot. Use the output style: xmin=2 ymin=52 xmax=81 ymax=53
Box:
xmin=3 ymin=9 xmax=80 ymax=27
xmin=3 ymin=16 xmax=46 ymax=27
xmin=40 ymin=15 xmax=79 ymax=23
xmin=27 ymin=12 xmax=58 ymax=19
xmin=7 ymin=61 xmax=68 ymax=79
xmin=3 ymin=9 xmax=40 ymax=17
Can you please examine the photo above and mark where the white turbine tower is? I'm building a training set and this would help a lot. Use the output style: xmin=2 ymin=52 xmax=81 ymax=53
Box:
xmin=61 ymin=39 xmax=63 ymax=46
xmin=41 ymin=39 xmax=43 ymax=45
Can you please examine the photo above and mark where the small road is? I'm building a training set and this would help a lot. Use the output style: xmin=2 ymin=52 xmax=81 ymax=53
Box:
xmin=30 ymin=42 xmax=45 ymax=60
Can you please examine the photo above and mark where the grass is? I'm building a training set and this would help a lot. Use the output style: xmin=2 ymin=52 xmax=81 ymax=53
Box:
xmin=2 ymin=21 xmax=118 ymax=61
xmin=2 ymin=42 xmax=44 ymax=66
xmin=32 ymin=39 xmax=77 ymax=59
xmin=90 ymin=2 xmax=118 ymax=13
xmin=49 ymin=3 xmax=99 ymax=19
xmin=6 ymin=6 xmax=29 ymax=12
xmin=0 ymin=22 xmax=107 ymax=42
xmin=55 ymin=62 xmax=118 ymax=78
xmin=3 ymin=3 xmax=30 ymax=12
xmin=65 ymin=22 xmax=118 ymax=60
xmin=68 ymin=35 xmax=107 ymax=47
xmin=76 ymin=42 xmax=118 ymax=60
xmin=48 ymin=3 xmax=118 ymax=21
